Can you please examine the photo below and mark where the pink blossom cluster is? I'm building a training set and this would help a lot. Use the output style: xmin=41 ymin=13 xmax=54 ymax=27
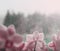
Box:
xmin=0 ymin=24 xmax=60 ymax=51
xmin=26 ymin=31 xmax=48 ymax=51
xmin=0 ymin=24 xmax=24 ymax=51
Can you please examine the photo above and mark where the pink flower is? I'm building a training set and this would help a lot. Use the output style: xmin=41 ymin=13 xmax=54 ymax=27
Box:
xmin=22 ymin=40 xmax=35 ymax=51
xmin=33 ymin=31 xmax=47 ymax=51
xmin=48 ymin=34 xmax=60 ymax=51
xmin=26 ymin=34 xmax=34 ymax=42
xmin=22 ymin=42 xmax=28 ymax=51
xmin=25 ymin=31 xmax=48 ymax=51
xmin=7 ymin=24 xmax=16 ymax=36
xmin=48 ymin=41 xmax=55 ymax=50
xmin=38 ymin=33 xmax=44 ymax=41
xmin=12 ymin=42 xmax=25 ymax=51
xmin=11 ymin=34 xmax=23 ymax=44
xmin=0 ymin=25 xmax=49 ymax=51
xmin=0 ymin=25 xmax=9 ymax=50
xmin=5 ymin=39 xmax=13 ymax=48
xmin=0 ymin=24 xmax=8 ymax=39
xmin=9 ymin=34 xmax=24 ymax=51
xmin=33 ymin=31 xmax=44 ymax=41
xmin=5 ymin=40 xmax=13 ymax=51
xmin=0 ymin=24 xmax=25 ymax=51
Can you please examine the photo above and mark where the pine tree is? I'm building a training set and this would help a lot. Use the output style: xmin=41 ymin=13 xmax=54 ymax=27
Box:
xmin=4 ymin=10 xmax=18 ymax=27
xmin=4 ymin=10 xmax=11 ymax=26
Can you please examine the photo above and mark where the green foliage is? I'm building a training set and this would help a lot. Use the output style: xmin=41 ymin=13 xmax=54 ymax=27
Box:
xmin=45 ymin=38 xmax=51 ymax=44
xmin=4 ymin=10 xmax=18 ymax=27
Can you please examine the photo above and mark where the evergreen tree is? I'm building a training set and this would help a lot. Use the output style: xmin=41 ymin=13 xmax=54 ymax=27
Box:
xmin=4 ymin=10 xmax=11 ymax=26
xmin=4 ymin=10 xmax=18 ymax=27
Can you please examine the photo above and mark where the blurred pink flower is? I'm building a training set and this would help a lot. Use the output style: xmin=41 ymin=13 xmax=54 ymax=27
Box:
xmin=22 ymin=40 xmax=35 ymax=51
xmin=11 ymin=34 xmax=23 ymax=44
xmin=0 ymin=24 xmax=25 ymax=51
xmin=26 ymin=34 xmax=34 ymax=42
xmin=48 ymin=34 xmax=60 ymax=51
xmin=9 ymin=34 xmax=24 ymax=51
xmin=25 ymin=31 xmax=48 ymax=51
xmin=0 ymin=25 xmax=8 ymax=39
xmin=7 ymin=24 xmax=16 ymax=36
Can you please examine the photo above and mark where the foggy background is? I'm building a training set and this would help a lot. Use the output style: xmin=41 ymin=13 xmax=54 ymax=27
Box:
xmin=0 ymin=0 xmax=60 ymax=43
xmin=1 ymin=0 xmax=60 ymax=23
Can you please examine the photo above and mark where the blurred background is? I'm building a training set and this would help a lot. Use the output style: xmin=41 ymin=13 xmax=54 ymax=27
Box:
xmin=0 ymin=0 xmax=60 ymax=43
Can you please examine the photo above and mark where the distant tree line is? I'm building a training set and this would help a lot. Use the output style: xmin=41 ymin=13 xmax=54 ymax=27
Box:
xmin=3 ymin=10 xmax=60 ymax=34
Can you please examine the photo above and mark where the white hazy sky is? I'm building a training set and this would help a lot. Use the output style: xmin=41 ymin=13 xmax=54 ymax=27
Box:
xmin=0 ymin=0 xmax=60 ymax=16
